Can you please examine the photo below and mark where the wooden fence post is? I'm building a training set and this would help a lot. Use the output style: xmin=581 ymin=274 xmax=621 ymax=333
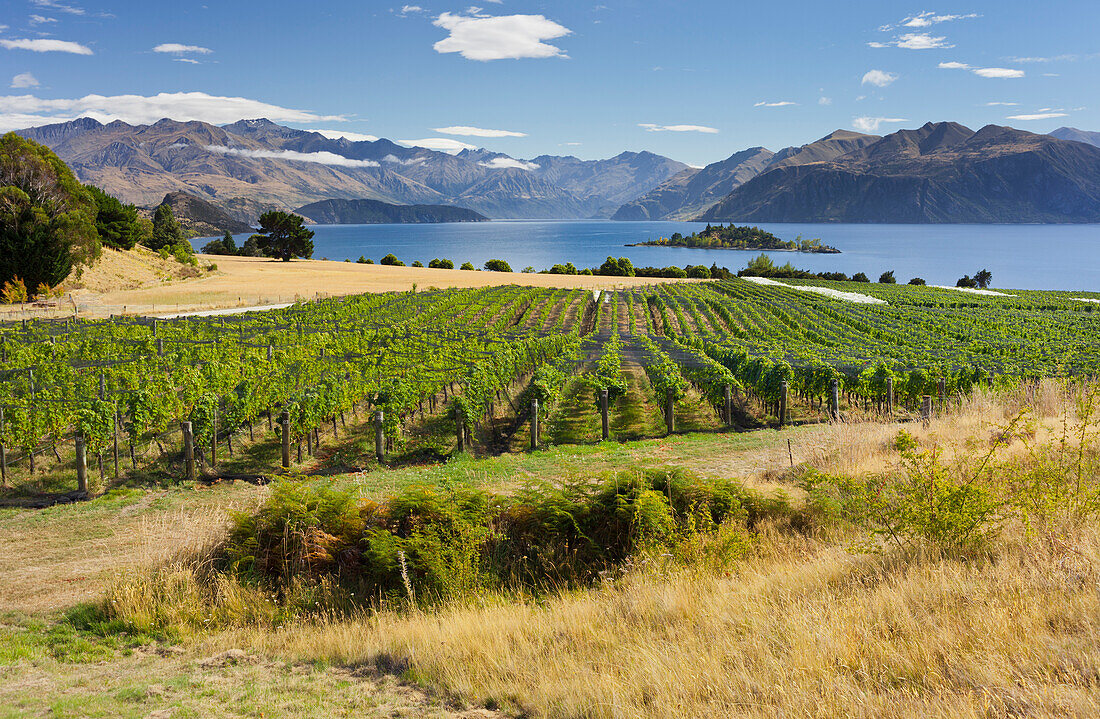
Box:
xmin=156 ymin=338 xmax=164 ymax=357
xmin=211 ymin=404 xmax=218 ymax=468
xmin=456 ymin=408 xmax=465 ymax=453
xmin=280 ymin=411 xmax=291 ymax=469
xmin=829 ymin=379 xmax=840 ymax=422
xmin=921 ymin=395 xmax=932 ymax=426
xmin=665 ymin=390 xmax=675 ymax=435
xmin=0 ymin=407 xmax=6 ymax=487
xmin=530 ymin=399 xmax=539 ymax=450
xmin=112 ymin=404 xmax=120 ymax=479
xmin=75 ymin=434 xmax=88 ymax=493
xmin=724 ymin=384 xmax=732 ymax=427
xmin=937 ymin=378 xmax=946 ymax=412
xmin=374 ymin=410 xmax=385 ymax=463
xmin=181 ymin=421 xmax=195 ymax=482
xmin=600 ymin=389 xmax=609 ymax=441
xmin=886 ymin=377 xmax=895 ymax=417
xmin=779 ymin=381 xmax=789 ymax=428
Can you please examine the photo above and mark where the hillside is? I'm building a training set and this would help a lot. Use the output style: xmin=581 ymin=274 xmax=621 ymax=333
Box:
xmin=16 ymin=118 xmax=689 ymax=221
xmin=294 ymin=198 xmax=488 ymax=224
xmin=612 ymin=131 xmax=880 ymax=221
xmin=1050 ymin=126 xmax=1100 ymax=148
xmin=701 ymin=122 xmax=1100 ymax=223
xmin=146 ymin=191 xmax=254 ymax=237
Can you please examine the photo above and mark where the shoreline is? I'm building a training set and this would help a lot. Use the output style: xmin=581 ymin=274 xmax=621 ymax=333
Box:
xmin=624 ymin=243 xmax=841 ymax=254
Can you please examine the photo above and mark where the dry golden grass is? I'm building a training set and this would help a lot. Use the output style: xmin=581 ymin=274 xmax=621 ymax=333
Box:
xmin=2 ymin=251 xmax=698 ymax=319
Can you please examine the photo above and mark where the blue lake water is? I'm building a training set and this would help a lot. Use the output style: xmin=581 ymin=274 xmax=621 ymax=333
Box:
xmin=202 ymin=220 xmax=1100 ymax=292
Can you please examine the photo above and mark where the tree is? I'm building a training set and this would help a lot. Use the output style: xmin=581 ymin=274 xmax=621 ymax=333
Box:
xmin=429 ymin=258 xmax=454 ymax=269
xmin=251 ymin=211 xmax=314 ymax=261
xmin=356 ymin=255 xmax=369 ymax=264
xmin=686 ymin=264 xmax=711 ymax=279
xmin=484 ymin=259 xmax=512 ymax=272
xmin=148 ymin=204 xmax=184 ymax=251
xmin=380 ymin=253 xmax=404 ymax=266
xmin=411 ymin=260 xmax=424 ymax=267
xmin=0 ymin=132 xmax=99 ymax=292
xmin=956 ymin=275 xmax=978 ymax=288
xmin=974 ymin=269 xmax=992 ymax=289
xmin=86 ymin=185 xmax=141 ymax=250
xmin=851 ymin=272 xmax=870 ymax=283
xmin=548 ymin=262 xmax=578 ymax=275
xmin=238 ymin=235 xmax=264 ymax=257
xmin=878 ymin=270 xmax=896 ymax=284
xmin=201 ymin=230 xmax=237 ymax=256
xmin=460 ymin=261 xmax=475 ymax=270
xmin=598 ymin=256 xmax=635 ymax=277
xmin=908 ymin=277 xmax=927 ymax=285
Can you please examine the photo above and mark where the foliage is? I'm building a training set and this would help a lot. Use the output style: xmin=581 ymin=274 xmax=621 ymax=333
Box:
xmin=878 ymin=270 xmax=896 ymax=284
xmin=148 ymin=204 xmax=184 ymax=251
xmin=201 ymin=231 xmax=237 ymax=256
xmin=483 ymin=259 xmax=512 ymax=272
xmin=0 ymin=132 xmax=99 ymax=290
xmin=460 ymin=261 xmax=475 ymax=270
xmin=251 ymin=211 xmax=314 ymax=262
xmin=1 ymin=277 xmax=28 ymax=304
xmin=598 ymin=256 xmax=635 ymax=277
xmin=380 ymin=253 xmax=405 ymax=266
xmin=86 ymin=185 xmax=142 ymax=250
xmin=429 ymin=258 xmax=454 ymax=269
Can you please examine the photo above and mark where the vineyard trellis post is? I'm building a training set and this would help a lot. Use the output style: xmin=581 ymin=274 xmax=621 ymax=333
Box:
xmin=600 ymin=389 xmax=609 ymax=441
xmin=921 ymin=395 xmax=932 ymax=425
xmin=75 ymin=434 xmax=87 ymax=494
xmin=280 ymin=411 xmax=291 ymax=469
xmin=530 ymin=399 xmax=539 ymax=450
xmin=724 ymin=384 xmax=732 ymax=427
xmin=0 ymin=407 xmax=6 ymax=487
xmin=456 ymin=408 xmax=465 ymax=453
xmin=181 ymin=421 xmax=195 ymax=482
xmin=112 ymin=404 xmax=120 ymax=480
xmin=665 ymin=390 xmax=675 ymax=435
xmin=374 ymin=410 xmax=384 ymax=463
xmin=886 ymin=378 xmax=895 ymax=417
xmin=829 ymin=379 xmax=840 ymax=422
xmin=937 ymin=378 xmax=946 ymax=412
xmin=779 ymin=382 xmax=789 ymax=428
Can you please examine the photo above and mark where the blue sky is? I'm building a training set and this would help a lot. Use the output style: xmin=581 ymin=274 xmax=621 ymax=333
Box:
xmin=1 ymin=0 xmax=1097 ymax=165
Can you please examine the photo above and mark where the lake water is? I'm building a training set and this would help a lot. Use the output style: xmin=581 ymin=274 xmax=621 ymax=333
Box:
xmin=203 ymin=221 xmax=1100 ymax=292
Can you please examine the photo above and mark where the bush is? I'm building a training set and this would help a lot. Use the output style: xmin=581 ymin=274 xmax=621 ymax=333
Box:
xmin=878 ymin=271 xmax=896 ymax=284
xmin=1 ymin=277 xmax=28 ymax=304
xmin=851 ymin=272 xmax=870 ymax=283
xmin=908 ymin=277 xmax=926 ymax=285
xmin=686 ymin=264 xmax=711 ymax=279
xmin=380 ymin=253 xmax=405 ymax=266
xmin=356 ymin=255 xmax=369 ymax=264
xmin=428 ymin=258 xmax=454 ymax=269
xmin=483 ymin=259 xmax=513 ymax=272
xmin=411 ymin=260 xmax=424 ymax=267
xmin=460 ymin=261 xmax=475 ymax=271
xmin=956 ymin=275 xmax=978 ymax=288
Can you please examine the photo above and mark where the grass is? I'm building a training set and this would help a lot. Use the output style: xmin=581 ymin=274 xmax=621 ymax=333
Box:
xmin=2 ymin=381 xmax=1100 ymax=717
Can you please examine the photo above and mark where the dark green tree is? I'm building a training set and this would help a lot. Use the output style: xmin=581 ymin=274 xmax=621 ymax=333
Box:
xmin=598 ymin=256 xmax=635 ymax=277
xmin=201 ymin=230 xmax=237 ymax=255
xmin=852 ymin=272 xmax=870 ymax=283
xmin=380 ymin=253 xmax=405 ymax=266
xmin=428 ymin=258 xmax=454 ymax=269
xmin=460 ymin=261 xmax=475 ymax=270
xmin=483 ymin=258 xmax=513 ymax=272
xmin=878 ymin=270 xmax=896 ymax=284
xmin=251 ymin=211 xmax=314 ymax=261
xmin=908 ymin=277 xmax=927 ymax=285
xmin=356 ymin=255 xmax=369 ymax=264
xmin=956 ymin=275 xmax=978 ymax=288
xmin=238 ymin=235 xmax=264 ymax=257
xmin=86 ymin=185 xmax=141 ymax=250
xmin=686 ymin=264 xmax=711 ymax=279
xmin=0 ymin=132 xmax=99 ymax=291
xmin=148 ymin=204 xmax=184 ymax=251
xmin=974 ymin=269 xmax=993 ymax=289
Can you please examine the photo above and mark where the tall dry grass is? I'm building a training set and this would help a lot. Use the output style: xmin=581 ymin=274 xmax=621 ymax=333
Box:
xmin=107 ymin=381 xmax=1100 ymax=717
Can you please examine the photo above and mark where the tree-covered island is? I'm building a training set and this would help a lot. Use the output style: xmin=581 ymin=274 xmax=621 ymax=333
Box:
xmin=627 ymin=224 xmax=840 ymax=253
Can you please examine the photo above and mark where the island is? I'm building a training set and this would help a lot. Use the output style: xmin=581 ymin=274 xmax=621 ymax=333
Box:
xmin=627 ymin=223 xmax=839 ymax=253
xmin=293 ymin=198 xmax=490 ymax=224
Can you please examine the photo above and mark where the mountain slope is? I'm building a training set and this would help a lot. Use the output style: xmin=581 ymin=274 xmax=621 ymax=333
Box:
xmin=294 ymin=198 xmax=488 ymax=224
xmin=701 ymin=122 xmax=1100 ymax=223
xmin=1050 ymin=127 xmax=1100 ymax=148
xmin=152 ymin=191 xmax=254 ymax=236
xmin=16 ymin=118 xmax=688 ymax=221
xmin=611 ymin=147 xmax=775 ymax=220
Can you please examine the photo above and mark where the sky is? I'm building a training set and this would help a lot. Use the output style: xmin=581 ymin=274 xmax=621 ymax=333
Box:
xmin=1 ymin=0 xmax=1098 ymax=166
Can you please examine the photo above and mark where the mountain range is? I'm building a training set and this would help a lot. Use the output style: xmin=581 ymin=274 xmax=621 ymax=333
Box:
xmin=294 ymin=198 xmax=487 ymax=224
xmin=14 ymin=117 xmax=1100 ymax=225
xmin=700 ymin=122 xmax=1100 ymax=223
xmin=15 ymin=117 xmax=689 ymax=221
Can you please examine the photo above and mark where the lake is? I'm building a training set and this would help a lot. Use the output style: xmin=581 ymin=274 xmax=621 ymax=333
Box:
xmin=203 ymin=221 xmax=1100 ymax=291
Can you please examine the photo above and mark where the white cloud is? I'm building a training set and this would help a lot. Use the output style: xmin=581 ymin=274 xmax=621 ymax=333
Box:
xmin=31 ymin=0 xmax=84 ymax=16
xmin=29 ymin=14 xmax=57 ymax=24
xmin=153 ymin=43 xmax=213 ymax=55
xmin=818 ymin=96 xmax=833 ymax=105
xmin=174 ymin=58 xmax=200 ymax=64
xmin=852 ymin=116 xmax=907 ymax=133
xmin=479 ymin=157 xmax=540 ymax=171
xmin=433 ymin=125 xmax=527 ymax=137
xmin=940 ymin=62 xmax=1025 ymax=78
xmin=861 ymin=69 xmax=898 ymax=87
xmin=890 ymin=11 xmax=978 ymax=29
xmin=972 ymin=67 xmax=1024 ymax=78
xmin=310 ymin=128 xmax=380 ymax=142
xmin=752 ymin=101 xmax=797 ymax=108
xmin=10 ymin=72 xmax=39 ymax=89
xmin=984 ymin=101 xmax=1019 ymax=106
xmin=1007 ymin=112 xmax=1068 ymax=121
xmin=870 ymin=32 xmax=953 ymax=50
xmin=0 ymin=38 xmax=93 ymax=54
xmin=399 ymin=4 xmax=424 ymax=14
xmin=638 ymin=123 xmax=720 ymax=133
xmin=0 ymin=91 xmax=345 ymax=132
xmin=398 ymin=137 xmax=479 ymax=153
xmin=205 ymin=145 xmax=380 ymax=168
xmin=432 ymin=12 xmax=571 ymax=61
xmin=381 ymin=154 xmax=425 ymax=165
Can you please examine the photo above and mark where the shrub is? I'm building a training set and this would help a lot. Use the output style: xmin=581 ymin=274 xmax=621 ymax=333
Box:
xmin=411 ymin=260 xmax=424 ymax=267
xmin=460 ymin=261 xmax=475 ymax=271
xmin=851 ymin=272 xmax=870 ymax=283
xmin=428 ymin=258 xmax=454 ymax=269
xmin=380 ymin=253 xmax=405 ymax=266
xmin=483 ymin=259 xmax=512 ymax=272
xmin=356 ymin=255 xmax=369 ymax=264
xmin=1 ymin=277 xmax=28 ymax=304
xmin=878 ymin=270 xmax=896 ymax=284
xmin=908 ymin=277 xmax=926 ymax=285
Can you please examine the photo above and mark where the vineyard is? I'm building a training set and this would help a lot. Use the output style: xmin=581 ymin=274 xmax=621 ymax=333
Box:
xmin=2 ymin=277 xmax=1098 ymax=497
